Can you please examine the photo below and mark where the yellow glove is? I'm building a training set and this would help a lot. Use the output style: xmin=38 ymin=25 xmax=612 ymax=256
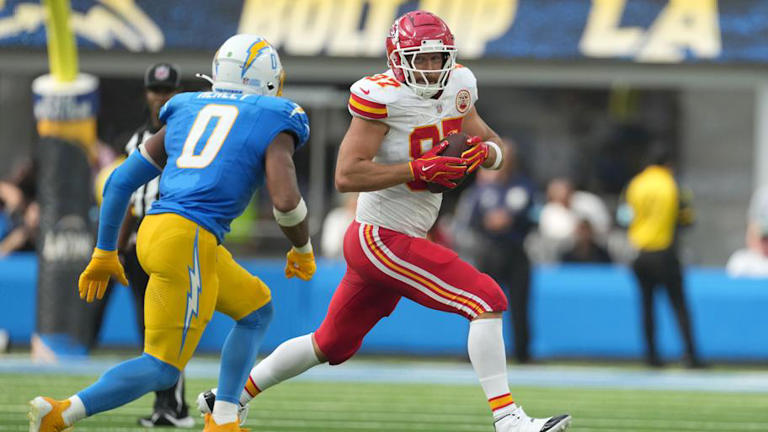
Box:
xmin=78 ymin=248 xmax=129 ymax=303
xmin=285 ymin=247 xmax=316 ymax=281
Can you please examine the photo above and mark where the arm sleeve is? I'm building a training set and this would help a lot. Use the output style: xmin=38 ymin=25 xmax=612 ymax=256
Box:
xmin=97 ymin=148 xmax=162 ymax=250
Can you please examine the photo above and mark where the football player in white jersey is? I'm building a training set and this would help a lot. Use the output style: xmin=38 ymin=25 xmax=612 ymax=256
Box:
xmin=199 ymin=10 xmax=571 ymax=432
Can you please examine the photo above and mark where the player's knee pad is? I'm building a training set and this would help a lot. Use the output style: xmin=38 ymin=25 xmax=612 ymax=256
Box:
xmin=237 ymin=301 xmax=274 ymax=330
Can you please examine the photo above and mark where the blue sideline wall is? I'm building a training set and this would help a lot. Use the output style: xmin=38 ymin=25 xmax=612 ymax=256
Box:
xmin=1 ymin=253 xmax=767 ymax=361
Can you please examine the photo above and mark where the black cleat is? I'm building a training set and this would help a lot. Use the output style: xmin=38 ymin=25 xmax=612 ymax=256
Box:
xmin=494 ymin=407 xmax=571 ymax=432
xmin=541 ymin=414 xmax=572 ymax=431
xmin=138 ymin=410 xmax=195 ymax=428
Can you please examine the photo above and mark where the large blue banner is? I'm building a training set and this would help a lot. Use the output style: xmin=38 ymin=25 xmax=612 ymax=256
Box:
xmin=3 ymin=253 xmax=768 ymax=360
xmin=0 ymin=0 xmax=767 ymax=63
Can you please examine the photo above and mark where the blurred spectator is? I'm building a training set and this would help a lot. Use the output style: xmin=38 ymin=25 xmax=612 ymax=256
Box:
xmin=321 ymin=193 xmax=358 ymax=258
xmin=8 ymin=158 xmax=37 ymax=204
xmin=0 ymin=328 xmax=8 ymax=353
xmin=0 ymin=201 xmax=38 ymax=256
xmin=453 ymin=141 xmax=535 ymax=363
xmin=0 ymin=181 xmax=23 ymax=242
xmin=538 ymin=178 xmax=611 ymax=248
xmin=746 ymin=185 xmax=768 ymax=253
xmin=0 ymin=159 xmax=38 ymax=257
xmin=560 ymin=218 xmax=612 ymax=263
xmin=0 ymin=181 xmax=24 ymax=215
xmin=624 ymin=146 xmax=702 ymax=368
xmin=726 ymin=218 xmax=768 ymax=277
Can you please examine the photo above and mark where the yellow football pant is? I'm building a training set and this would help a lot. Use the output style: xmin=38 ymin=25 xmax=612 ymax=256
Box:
xmin=136 ymin=213 xmax=272 ymax=370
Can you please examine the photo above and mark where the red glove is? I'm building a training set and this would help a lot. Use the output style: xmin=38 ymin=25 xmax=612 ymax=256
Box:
xmin=461 ymin=136 xmax=490 ymax=174
xmin=409 ymin=141 xmax=467 ymax=189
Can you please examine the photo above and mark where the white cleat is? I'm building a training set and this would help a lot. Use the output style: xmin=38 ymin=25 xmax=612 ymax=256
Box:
xmin=494 ymin=406 xmax=571 ymax=432
xmin=196 ymin=388 xmax=249 ymax=426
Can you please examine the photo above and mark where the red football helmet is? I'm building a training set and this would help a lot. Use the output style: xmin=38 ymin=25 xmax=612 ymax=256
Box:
xmin=386 ymin=10 xmax=457 ymax=98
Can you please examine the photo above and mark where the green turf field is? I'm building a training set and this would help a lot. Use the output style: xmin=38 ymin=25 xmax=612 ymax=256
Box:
xmin=2 ymin=373 xmax=768 ymax=431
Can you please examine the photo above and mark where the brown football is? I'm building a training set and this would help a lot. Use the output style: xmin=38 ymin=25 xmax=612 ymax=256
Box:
xmin=427 ymin=131 xmax=470 ymax=194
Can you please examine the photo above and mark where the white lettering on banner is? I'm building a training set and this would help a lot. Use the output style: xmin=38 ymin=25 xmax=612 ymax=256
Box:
xmin=285 ymin=0 xmax=335 ymax=55
xmin=96 ymin=0 xmax=163 ymax=51
xmin=327 ymin=0 xmax=370 ymax=56
xmin=238 ymin=0 xmax=516 ymax=59
xmin=329 ymin=0 xmax=405 ymax=56
xmin=580 ymin=0 xmax=721 ymax=63
xmin=238 ymin=0 xmax=287 ymax=47
xmin=579 ymin=0 xmax=645 ymax=57
xmin=0 ymin=0 xmax=162 ymax=51
xmin=637 ymin=0 xmax=721 ymax=62
xmin=420 ymin=0 xmax=517 ymax=58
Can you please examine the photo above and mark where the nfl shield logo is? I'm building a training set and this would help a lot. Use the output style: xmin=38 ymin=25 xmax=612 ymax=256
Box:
xmin=155 ymin=65 xmax=170 ymax=81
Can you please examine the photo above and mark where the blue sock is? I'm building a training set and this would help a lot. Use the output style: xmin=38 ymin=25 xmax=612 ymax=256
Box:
xmin=77 ymin=353 xmax=180 ymax=416
xmin=216 ymin=302 xmax=274 ymax=404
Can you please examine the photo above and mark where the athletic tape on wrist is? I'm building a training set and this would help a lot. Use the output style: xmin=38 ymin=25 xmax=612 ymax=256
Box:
xmin=485 ymin=141 xmax=503 ymax=170
xmin=273 ymin=198 xmax=307 ymax=227
xmin=293 ymin=239 xmax=313 ymax=254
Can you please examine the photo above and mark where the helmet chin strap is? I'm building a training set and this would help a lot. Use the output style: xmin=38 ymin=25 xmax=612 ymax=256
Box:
xmin=403 ymin=69 xmax=443 ymax=98
xmin=411 ymin=85 xmax=439 ymax=98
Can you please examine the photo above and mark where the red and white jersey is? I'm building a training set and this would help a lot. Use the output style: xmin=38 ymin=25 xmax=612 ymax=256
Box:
xmin=347 ymin=66 xmax=479 ymax=238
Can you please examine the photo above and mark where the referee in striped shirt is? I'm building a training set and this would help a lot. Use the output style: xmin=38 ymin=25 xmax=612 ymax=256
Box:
xmin=116 ymin=63 xmax=194 ymax=427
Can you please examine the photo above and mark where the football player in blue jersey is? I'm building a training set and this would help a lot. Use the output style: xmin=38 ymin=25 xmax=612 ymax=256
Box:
xmin=29 ymin=34 xmax=315 ymax=432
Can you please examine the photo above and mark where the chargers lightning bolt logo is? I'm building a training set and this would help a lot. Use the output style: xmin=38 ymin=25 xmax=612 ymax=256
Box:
xmin=242 ymin=39 xmax=270 ymax=78
xmin=180 ymin=228 xmax=202 ymax=356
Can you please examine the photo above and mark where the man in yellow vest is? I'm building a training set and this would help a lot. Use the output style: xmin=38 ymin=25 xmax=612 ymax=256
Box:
xmin=624 ymin=147 xmax=702 ymax=368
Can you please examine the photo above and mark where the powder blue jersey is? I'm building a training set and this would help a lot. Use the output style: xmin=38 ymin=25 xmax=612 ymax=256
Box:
xmin=147 ymin=91 xmax=310 ymax=242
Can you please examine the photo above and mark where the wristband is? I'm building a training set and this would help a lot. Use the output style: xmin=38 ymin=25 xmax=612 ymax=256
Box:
xmin=273 ymin=198 xmax=307 ymax=227
xmin=485 ymin=141 xmax=503 ymax=170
